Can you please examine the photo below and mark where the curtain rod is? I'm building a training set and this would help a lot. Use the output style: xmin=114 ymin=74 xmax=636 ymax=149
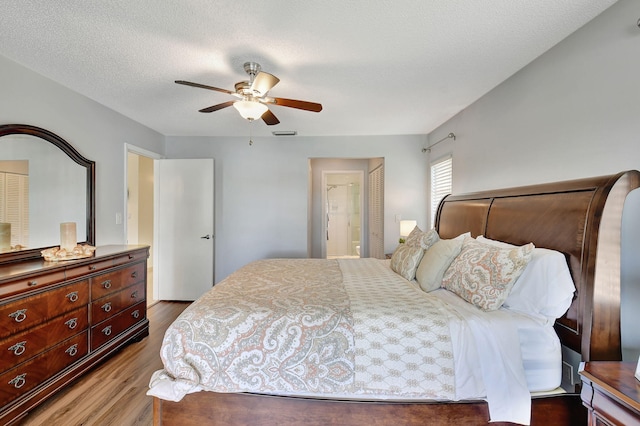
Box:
xmin=422 ymin=132 xmax=456 ymax=153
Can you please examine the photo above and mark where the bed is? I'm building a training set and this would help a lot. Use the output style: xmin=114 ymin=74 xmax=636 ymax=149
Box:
xmin=149 ymin=170 xmax=640 ymax=425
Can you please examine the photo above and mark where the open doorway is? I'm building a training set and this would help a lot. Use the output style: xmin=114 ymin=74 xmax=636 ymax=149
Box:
xmin=324 ymin=171 xmax=363 ymax=258
xmin=126 ymin=145 xmax=161 ymax=307
xmin=309 ymin=158 xmax=384 ymax=259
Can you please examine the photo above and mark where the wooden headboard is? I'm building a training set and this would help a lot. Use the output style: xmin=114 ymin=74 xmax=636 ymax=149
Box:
xmin=434 ymin=170 xmax=640 ymax=362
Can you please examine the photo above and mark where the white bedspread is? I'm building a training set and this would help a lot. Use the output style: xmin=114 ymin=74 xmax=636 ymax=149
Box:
xmin=148 ymin=258 xmax=534 ymax=425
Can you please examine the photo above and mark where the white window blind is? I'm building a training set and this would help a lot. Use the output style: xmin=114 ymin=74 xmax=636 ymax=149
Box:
xmin=430 ymin=156 xmax=452 ymax=227
xmin=0 ymin=172 xmax=29 ymax=248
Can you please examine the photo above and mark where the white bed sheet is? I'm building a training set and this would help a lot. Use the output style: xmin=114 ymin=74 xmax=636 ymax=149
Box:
xmin=429 ymin=288 xmax=562 ymax=393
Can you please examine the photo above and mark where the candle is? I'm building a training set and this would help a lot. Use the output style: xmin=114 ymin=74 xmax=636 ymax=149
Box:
xmin=60 ymin=222 xmax=77 ymax=252
xmin=0 ymin=223 xmax=10 ymax=251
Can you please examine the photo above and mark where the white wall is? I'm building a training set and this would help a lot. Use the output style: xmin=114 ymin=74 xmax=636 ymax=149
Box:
xmin=428 ymin=0 xmax=640 ymax=360
xmin=165 ymin=134 xmax=428 ymax=281
xmin=0 ymin=55 xmax=165 ymax=246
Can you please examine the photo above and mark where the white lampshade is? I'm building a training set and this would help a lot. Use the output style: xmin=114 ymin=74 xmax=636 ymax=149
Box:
xmin=400 ymin=220 xmax=417 ymax=237
xmin=233 ymin=100 xmax=268 ymax=120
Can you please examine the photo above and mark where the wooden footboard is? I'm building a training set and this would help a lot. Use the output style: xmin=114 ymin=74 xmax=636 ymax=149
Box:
xmin=153 ymin=392 xmax=586 ymax=426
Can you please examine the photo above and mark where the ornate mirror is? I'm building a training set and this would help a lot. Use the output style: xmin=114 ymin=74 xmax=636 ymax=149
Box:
xmin=0 ymin=124 xmax=95 ymax=263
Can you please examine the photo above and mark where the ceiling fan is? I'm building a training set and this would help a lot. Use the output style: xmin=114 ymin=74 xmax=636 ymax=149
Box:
xmin=175 ymin=62 xmax=322 ymax=125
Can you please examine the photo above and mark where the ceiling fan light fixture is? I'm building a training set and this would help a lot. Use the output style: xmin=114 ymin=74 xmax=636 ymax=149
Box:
xmin=233 ymin=100 xmax=268 ymax=121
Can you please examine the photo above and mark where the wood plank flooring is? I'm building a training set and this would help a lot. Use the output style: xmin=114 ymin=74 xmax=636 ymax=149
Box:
xmin=16 ymin=301 xmax=189 ymax=426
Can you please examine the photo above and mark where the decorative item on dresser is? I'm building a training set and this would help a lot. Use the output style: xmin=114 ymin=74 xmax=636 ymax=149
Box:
xmin=0 ymin=244 xmax=149 ymax=425
xmin=579 ymin=362 xmax=640 ymax=426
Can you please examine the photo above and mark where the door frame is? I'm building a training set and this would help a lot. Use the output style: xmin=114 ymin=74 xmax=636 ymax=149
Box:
xmin=321 ymin=170 xmax=364 ymax=258
xmin=124 ymin=143 xmax=163 ymax=301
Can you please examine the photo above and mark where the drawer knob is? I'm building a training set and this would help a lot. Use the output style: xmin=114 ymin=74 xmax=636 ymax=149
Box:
xmin=65 ymin=318 xmax=78 ymax=329
xmin=89 ymin=265 xmax=97 ymax=271
xmin=102 ymin=280 xmax=112 ymax=289
xmin=131 ymin=271 xmax=138 ymax=279
xmin=132 ymin=310 xmax=140 ymax=319
xmin=131 ymin=291 xmax=138 ymax=299
xmin=128 ymin=254 xmax=134 ymax=259
xmin=101 ymin=302 xmax=112 ymax=313
xmin=27 ymin=280 xmax=38 ymax=287
xmin=66 ymin=291 xmax=79 ymax=303
xmin=9 ymin=309 xmax=27 ymax=323
xmin=8 ymin=373 xmax=27 ymax=389
xmin=102 ymin=325 xmax=112 ymax=336
xmin=65 ymin=344 xmax=79 ymax=357
xmin=8 ymin=341 xmax=27 ymax=356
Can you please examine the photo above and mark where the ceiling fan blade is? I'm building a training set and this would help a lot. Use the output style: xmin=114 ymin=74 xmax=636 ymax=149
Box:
xmin=270 ymin=97 xmax=322 ymax=112
xmin=251 ymin=72 xmax=280 ymax=96
xmin=175 ymin=80 xmax=235 ymax=95
xmin=261 ymin=109 xmax=280 ymax=125
xmin=199 ymin=100 xmax=235 ymax=113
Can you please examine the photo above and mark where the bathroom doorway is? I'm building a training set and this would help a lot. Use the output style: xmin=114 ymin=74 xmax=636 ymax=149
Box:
xmin=323 ymin=171 xmax=363 ymax=259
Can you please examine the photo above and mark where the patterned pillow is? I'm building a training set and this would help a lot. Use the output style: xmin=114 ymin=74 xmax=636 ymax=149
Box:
xmin=442 ymin=238 xmax=534 ymax=311
xmin=404 ymin=226 xmax=423 ymax=246
xmin=405 ymin=226 xmax=440 ymax=250
xmin=390 ymin=244 xmax=425 ymax=281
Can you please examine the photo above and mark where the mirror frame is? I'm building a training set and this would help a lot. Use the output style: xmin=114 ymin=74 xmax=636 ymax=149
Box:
xmin=0 ymin=124 xmax=95 ymax=264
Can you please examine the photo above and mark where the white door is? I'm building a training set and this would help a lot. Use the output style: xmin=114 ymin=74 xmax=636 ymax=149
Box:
xmin=155 ymin=159 xmax=214 ymax=301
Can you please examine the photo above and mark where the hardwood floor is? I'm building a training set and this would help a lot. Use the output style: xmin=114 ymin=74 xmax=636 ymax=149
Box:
xmin=15 ymin=302 xmax=189 ymax=426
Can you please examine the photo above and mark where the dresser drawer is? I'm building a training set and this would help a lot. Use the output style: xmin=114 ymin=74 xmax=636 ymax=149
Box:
xmin=113 ymin=250 xmax=147 ymax=266
xmin=90 ymin=263 xmax=145 ymax=300
xmin=0 ymin=331 xmax=88 ymax=406
xmin=0 ymin=306 xmax=88 ymax=370
xmin=91 ymin=301 xmax=146 ymax=351
xmin=0 ymin=281 xmax=89 ymax=338
xmin=65 ymin=259 xmax=114 ymax=280
xmin=91 ymin=281 xmax=145 ymax=324
xmin=0 ymin=270 xmax=66 ymax=299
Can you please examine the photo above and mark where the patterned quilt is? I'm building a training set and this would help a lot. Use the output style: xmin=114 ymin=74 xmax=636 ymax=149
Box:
xmin=150 ymin=258 xmax=456 ymax=401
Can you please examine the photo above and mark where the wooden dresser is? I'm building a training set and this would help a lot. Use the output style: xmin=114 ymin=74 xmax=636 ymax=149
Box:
xmin=580 ymin=361 xmax=640 ymax=426
xmin=0 ymin=245 xmax=149 ymax=425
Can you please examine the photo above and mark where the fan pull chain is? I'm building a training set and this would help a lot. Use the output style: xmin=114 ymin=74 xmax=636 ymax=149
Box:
xmin=249 ymin=119 xmax=254 ymax=146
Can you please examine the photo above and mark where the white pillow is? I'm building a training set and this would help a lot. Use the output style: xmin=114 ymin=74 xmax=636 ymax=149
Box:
xmin=476 ymin=236 xmax=576 ymax=323
xmin=415 ymin=238 xmax=464 ymax=292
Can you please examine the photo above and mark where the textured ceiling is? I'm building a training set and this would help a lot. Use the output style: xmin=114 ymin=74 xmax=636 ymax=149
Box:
xmin=0 ymin=1 xmax=616 ymax=138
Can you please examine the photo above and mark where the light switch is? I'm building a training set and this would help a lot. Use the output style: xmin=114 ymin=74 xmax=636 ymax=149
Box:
xmin=115 ymin=212 xmax=122 ymax=225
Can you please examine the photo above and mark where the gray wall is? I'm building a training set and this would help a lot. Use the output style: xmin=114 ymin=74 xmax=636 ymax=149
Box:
xmin=428 ymin=0 xmax=640 ymax=361
xmin=165 ymin=135 xmax=428 ymax=282
xmin=0 ymin=55 xmax=165 ymax=247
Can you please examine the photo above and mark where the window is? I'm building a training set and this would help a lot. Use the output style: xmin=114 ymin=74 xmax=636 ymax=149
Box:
xmin=430 ymin=156 xmax=452 ymax=227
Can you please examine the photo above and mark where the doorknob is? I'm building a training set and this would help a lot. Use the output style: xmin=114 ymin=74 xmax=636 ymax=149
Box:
xmin=201 ymin=234 xmax=211 ymax=239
